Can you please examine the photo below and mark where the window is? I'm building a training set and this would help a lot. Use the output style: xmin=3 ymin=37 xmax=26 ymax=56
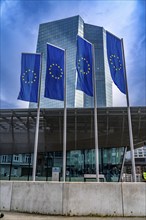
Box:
xmin=13 ymin=155 xmax=19 ymax=162
xmin=2 ymin=155 xmax=7 ymax=162
xmin=25 ymin=155 xmax=31 ymax=163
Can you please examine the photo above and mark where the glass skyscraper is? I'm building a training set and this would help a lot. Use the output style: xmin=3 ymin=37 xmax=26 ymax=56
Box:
xmin=29 ymin=15 xmax=112 ymax=108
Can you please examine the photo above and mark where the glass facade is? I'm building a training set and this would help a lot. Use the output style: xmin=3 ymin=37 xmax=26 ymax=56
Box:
xmin=0 ymin=107 xmax=146 ymax=182
xmin=0 ymin=147 xmax=124 ymax=182
xmin=29 ymin=15 xmax=112 ymax=108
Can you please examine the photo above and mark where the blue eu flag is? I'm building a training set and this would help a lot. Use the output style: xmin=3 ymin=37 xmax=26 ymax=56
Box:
xmin=18 ymin=53 xmax=41 ymax=102
xmin=106 ymin=31 xmax=126 ymax=94
xmin=44 ymin=44 xmax=64 ymax=101
xmin=76 ymin=35 xmax=93 ymax=96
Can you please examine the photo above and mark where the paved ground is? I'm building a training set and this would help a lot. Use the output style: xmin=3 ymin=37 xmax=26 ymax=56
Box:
xmin=0 ymin=212 xmax=145 ymax=220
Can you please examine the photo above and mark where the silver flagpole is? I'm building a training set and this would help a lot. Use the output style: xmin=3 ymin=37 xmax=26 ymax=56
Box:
xmin=63 ymin=49 xmax=67 ymax=182
xmin=32 ymin=53 xmax=42 ymax=181
xmin=92 ymin=44 xmax=99 ymax=182
xmin=121 ymin=39 xmax=136 ymax=182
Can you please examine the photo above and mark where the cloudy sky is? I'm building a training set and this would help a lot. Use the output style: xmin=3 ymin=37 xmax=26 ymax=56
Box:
xmin=0 ymin=0 xmax=146 ymax=109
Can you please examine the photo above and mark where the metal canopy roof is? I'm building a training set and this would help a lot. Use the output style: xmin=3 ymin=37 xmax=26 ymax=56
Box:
xmin=0 ymin=107 xmax=146 ymax=154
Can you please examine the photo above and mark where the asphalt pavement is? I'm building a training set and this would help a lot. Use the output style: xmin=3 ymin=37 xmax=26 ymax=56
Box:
xmin=0 ymin=212 xmax=145 ymax=220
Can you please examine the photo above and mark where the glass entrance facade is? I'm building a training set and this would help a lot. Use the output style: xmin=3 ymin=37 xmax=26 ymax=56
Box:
xmin=1 ymin=107 xmax=146 ymax=182
xmin=0 ymin=147 xmax=124 ymax=182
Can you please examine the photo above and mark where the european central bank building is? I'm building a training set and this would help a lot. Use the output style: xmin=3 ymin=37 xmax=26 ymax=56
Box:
xmin=29 ymin=15 xmax=124 ymax=181
xmin=30 ymin=15 xmax=112 ymax=108
xmin=2 ymin=16 xmax=145 ymax=182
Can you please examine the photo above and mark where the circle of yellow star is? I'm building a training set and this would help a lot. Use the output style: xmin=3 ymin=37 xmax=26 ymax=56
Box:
xmin=22 ymin=69 xmax=37 ymax=84
xmin=109 ymin=54 xmax=122 ymax=71
xmin=78 ymin=57 xmax=91 ymax=75
xmin=48 ymin=63 xmax=63 ymax=80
